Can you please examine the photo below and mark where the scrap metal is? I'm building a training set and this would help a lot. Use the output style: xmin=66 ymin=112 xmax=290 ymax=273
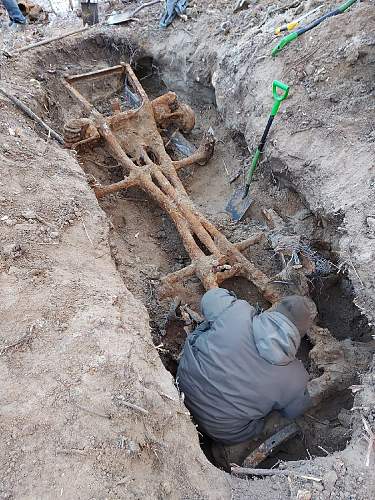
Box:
xmin=63 ymin=63 xmax=280 ymax=302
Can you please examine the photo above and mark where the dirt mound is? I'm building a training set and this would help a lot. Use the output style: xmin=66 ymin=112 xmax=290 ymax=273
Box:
xmin=0 ymin=95 xmax=227 ymax=498
xmin=0 ymin=1 xmax=374 ymax=499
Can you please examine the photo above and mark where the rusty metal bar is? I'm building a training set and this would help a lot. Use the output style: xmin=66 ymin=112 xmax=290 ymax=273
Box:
xmin=242 ymin=423 xmax=300 ymax=467
xmin=65 ymin=64 xmax=125 ymax=83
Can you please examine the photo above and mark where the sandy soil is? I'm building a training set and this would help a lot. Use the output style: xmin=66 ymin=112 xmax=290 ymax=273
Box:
xmin=1 ymin=0 xmax=374 ymax=499
xmin=0 ymin=60 xmax=228 ymax=499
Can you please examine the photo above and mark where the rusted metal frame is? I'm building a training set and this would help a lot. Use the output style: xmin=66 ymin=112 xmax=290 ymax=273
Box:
xmin=63 ymin=63 xmax=148 ymax=120
xmin=193 ymin=217 xmax=282 ymax=303
xmin=91 ymin=115 xmax=204 ymax=260
xmin=173 ymin=151 xmax=211 ymax=170
xmin=149 ymin=167 xmax=224 ymax=260
xmin=92 ymin=112 xmax=213 ymax=261
xmin=65 ymin=64 xmax=125 ymax=83
xmin=212 ymin=263 xmax=245 ymax=285
xmin=235 ymin=233 xmax=265 ymax=252
xmin=63 ymin=79 xmax=94 ymax=113
xmin=159 ymin=263 xmax=196 ymax=286
xmin=228 ymin=246 xmax=282 ymax=304
xmin=150 ymin=168 xmax=221 ymax=258
xmin=141 ymin=176 xmax=205 ymax=261
xmin=92 ymin=110 xmax=142 ymax=173
xmin=64 ymin=64 xmax=281 ymax=302
xmin=144 ymin=172 xmax=209 ymax=262
xmin=123 ymin=63 xmax=149 ymax=103
xmin=93 ymin=118 xmax=206 ymax=260
xmin=94 ymin=175 xmax=140 ymax=198
xmin=66 ymin=130 xmax=101 ymax=150
xmin=66 ymin=90 xmax=208 ymax=262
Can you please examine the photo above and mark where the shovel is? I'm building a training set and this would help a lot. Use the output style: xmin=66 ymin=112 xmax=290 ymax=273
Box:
xmin=225 ymin=80 xmax=289 ymax=222
xmin=107 ymin=0 xmax=161 ymax=25
xmin=81 ymin=0 xmax=99 ymax=26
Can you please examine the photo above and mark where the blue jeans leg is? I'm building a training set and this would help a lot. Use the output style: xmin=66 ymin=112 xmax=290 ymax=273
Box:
xmin=2 ymin=0 xmax=26 ymax=24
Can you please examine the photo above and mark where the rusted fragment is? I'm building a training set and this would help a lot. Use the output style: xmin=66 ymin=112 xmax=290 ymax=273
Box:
xmin=173 ymin=133 xmax=216 ymax=169
xmin=63 ymin=118 xmax=100 ymax=149
xmin=242 ymin=423 xmax=300 ymax=467
xmin=151 ymin=92 xmax=195 ymax=133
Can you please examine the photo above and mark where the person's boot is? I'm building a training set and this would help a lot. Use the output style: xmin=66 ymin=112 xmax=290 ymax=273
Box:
xmin=210 ymin=441 xmax=231 ymax=472
xmin=9 ymin=20 xmax=27 ymax=31
xmin=211 ymin=437 xmax=262 ymax=472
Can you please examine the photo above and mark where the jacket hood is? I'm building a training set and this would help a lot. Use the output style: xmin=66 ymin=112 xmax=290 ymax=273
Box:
xmin=201 ymin=288 xmax=236 ymax=322
xmin=272 ymin=296 xmax=317 ymax=337
xmin=252 ymin=311 xmax=301 ymax=366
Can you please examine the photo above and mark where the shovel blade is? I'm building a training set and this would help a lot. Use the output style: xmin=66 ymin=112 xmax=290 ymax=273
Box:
xmin=107 ymin=12 xmax=134 ymax=25
xmin=225 ymin=186 xmax=253 ymax=222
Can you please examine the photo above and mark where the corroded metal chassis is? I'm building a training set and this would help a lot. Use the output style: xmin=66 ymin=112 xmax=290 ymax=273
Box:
xmin=63 ymin=63 xmax=280 ymax=301
xmin=63 ymin=64 xmax=372 ymax=406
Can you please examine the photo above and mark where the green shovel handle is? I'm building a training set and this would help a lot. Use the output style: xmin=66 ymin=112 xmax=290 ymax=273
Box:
xmin=271 ymin=80 xmax=290 ymax=116
xmin=272 ymin=31 xmax=298 ymax=57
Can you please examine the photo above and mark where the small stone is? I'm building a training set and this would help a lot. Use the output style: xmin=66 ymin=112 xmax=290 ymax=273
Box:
xmin=296 ymin=490 xmax=311 ymax=500
xmin=2 ymin=243 xmax=21 ymax=257
xmin=31 ymin=269 xmax=43 ymax=277
xmin=22 ymin=209 xmax=37 ymax=220
xmin=49 ymin=231 xmax=59 ymax=239
xmin=323 ymin=470 xmax=338 ymax=492
xmin=1 ymin=215 xmax=9 ymax=221
xmin=126 ymin=439 xmax=140 ymax=456
xmin=305 ymin=63 xmax=315 ymax=76
xmin=313 ymin=482 xmax=324 ymax=492
xmin=329 ymin=95 xmax=340 ymax=103
xmin=160 ymin=481 xmax=172 ymax=496
xmin=8 ymin=266 xmax=20 ymax=275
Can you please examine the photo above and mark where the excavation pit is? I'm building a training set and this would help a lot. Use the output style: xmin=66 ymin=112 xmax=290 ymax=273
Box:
xmin=31 ymin=36 xmax=374 ymax=472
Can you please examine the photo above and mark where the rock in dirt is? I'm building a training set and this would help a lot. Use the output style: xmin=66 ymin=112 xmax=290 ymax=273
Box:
xmin=296 ymin=490 xmax=312 ymax=500
xmin=21 ymin=209 xmax=37 ymax=220
xmin=323 ymin=470 xmax=338 ymax=493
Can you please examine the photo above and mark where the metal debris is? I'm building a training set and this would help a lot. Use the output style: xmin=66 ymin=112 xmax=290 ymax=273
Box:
xmin=63 ymin=63 xmax=280 ymax=303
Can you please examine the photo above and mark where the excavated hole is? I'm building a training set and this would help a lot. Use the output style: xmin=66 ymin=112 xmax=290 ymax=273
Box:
xmin=40 ymin=36 xmax=373 ymax=470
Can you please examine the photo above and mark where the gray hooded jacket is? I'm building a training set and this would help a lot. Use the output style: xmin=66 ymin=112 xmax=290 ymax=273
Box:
xmin=177 ymin=289 xmax=312 ymax=444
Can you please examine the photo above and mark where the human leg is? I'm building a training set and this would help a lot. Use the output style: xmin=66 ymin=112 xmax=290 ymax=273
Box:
xmin=2 ymin=0 xmax=26 ymax=24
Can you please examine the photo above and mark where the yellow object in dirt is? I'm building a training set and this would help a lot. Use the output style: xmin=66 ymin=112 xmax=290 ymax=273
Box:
xmin=274 ymin=5 xmax=323 ymax=36
xmin=275 ymin=20 xmax=299 ymax=35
